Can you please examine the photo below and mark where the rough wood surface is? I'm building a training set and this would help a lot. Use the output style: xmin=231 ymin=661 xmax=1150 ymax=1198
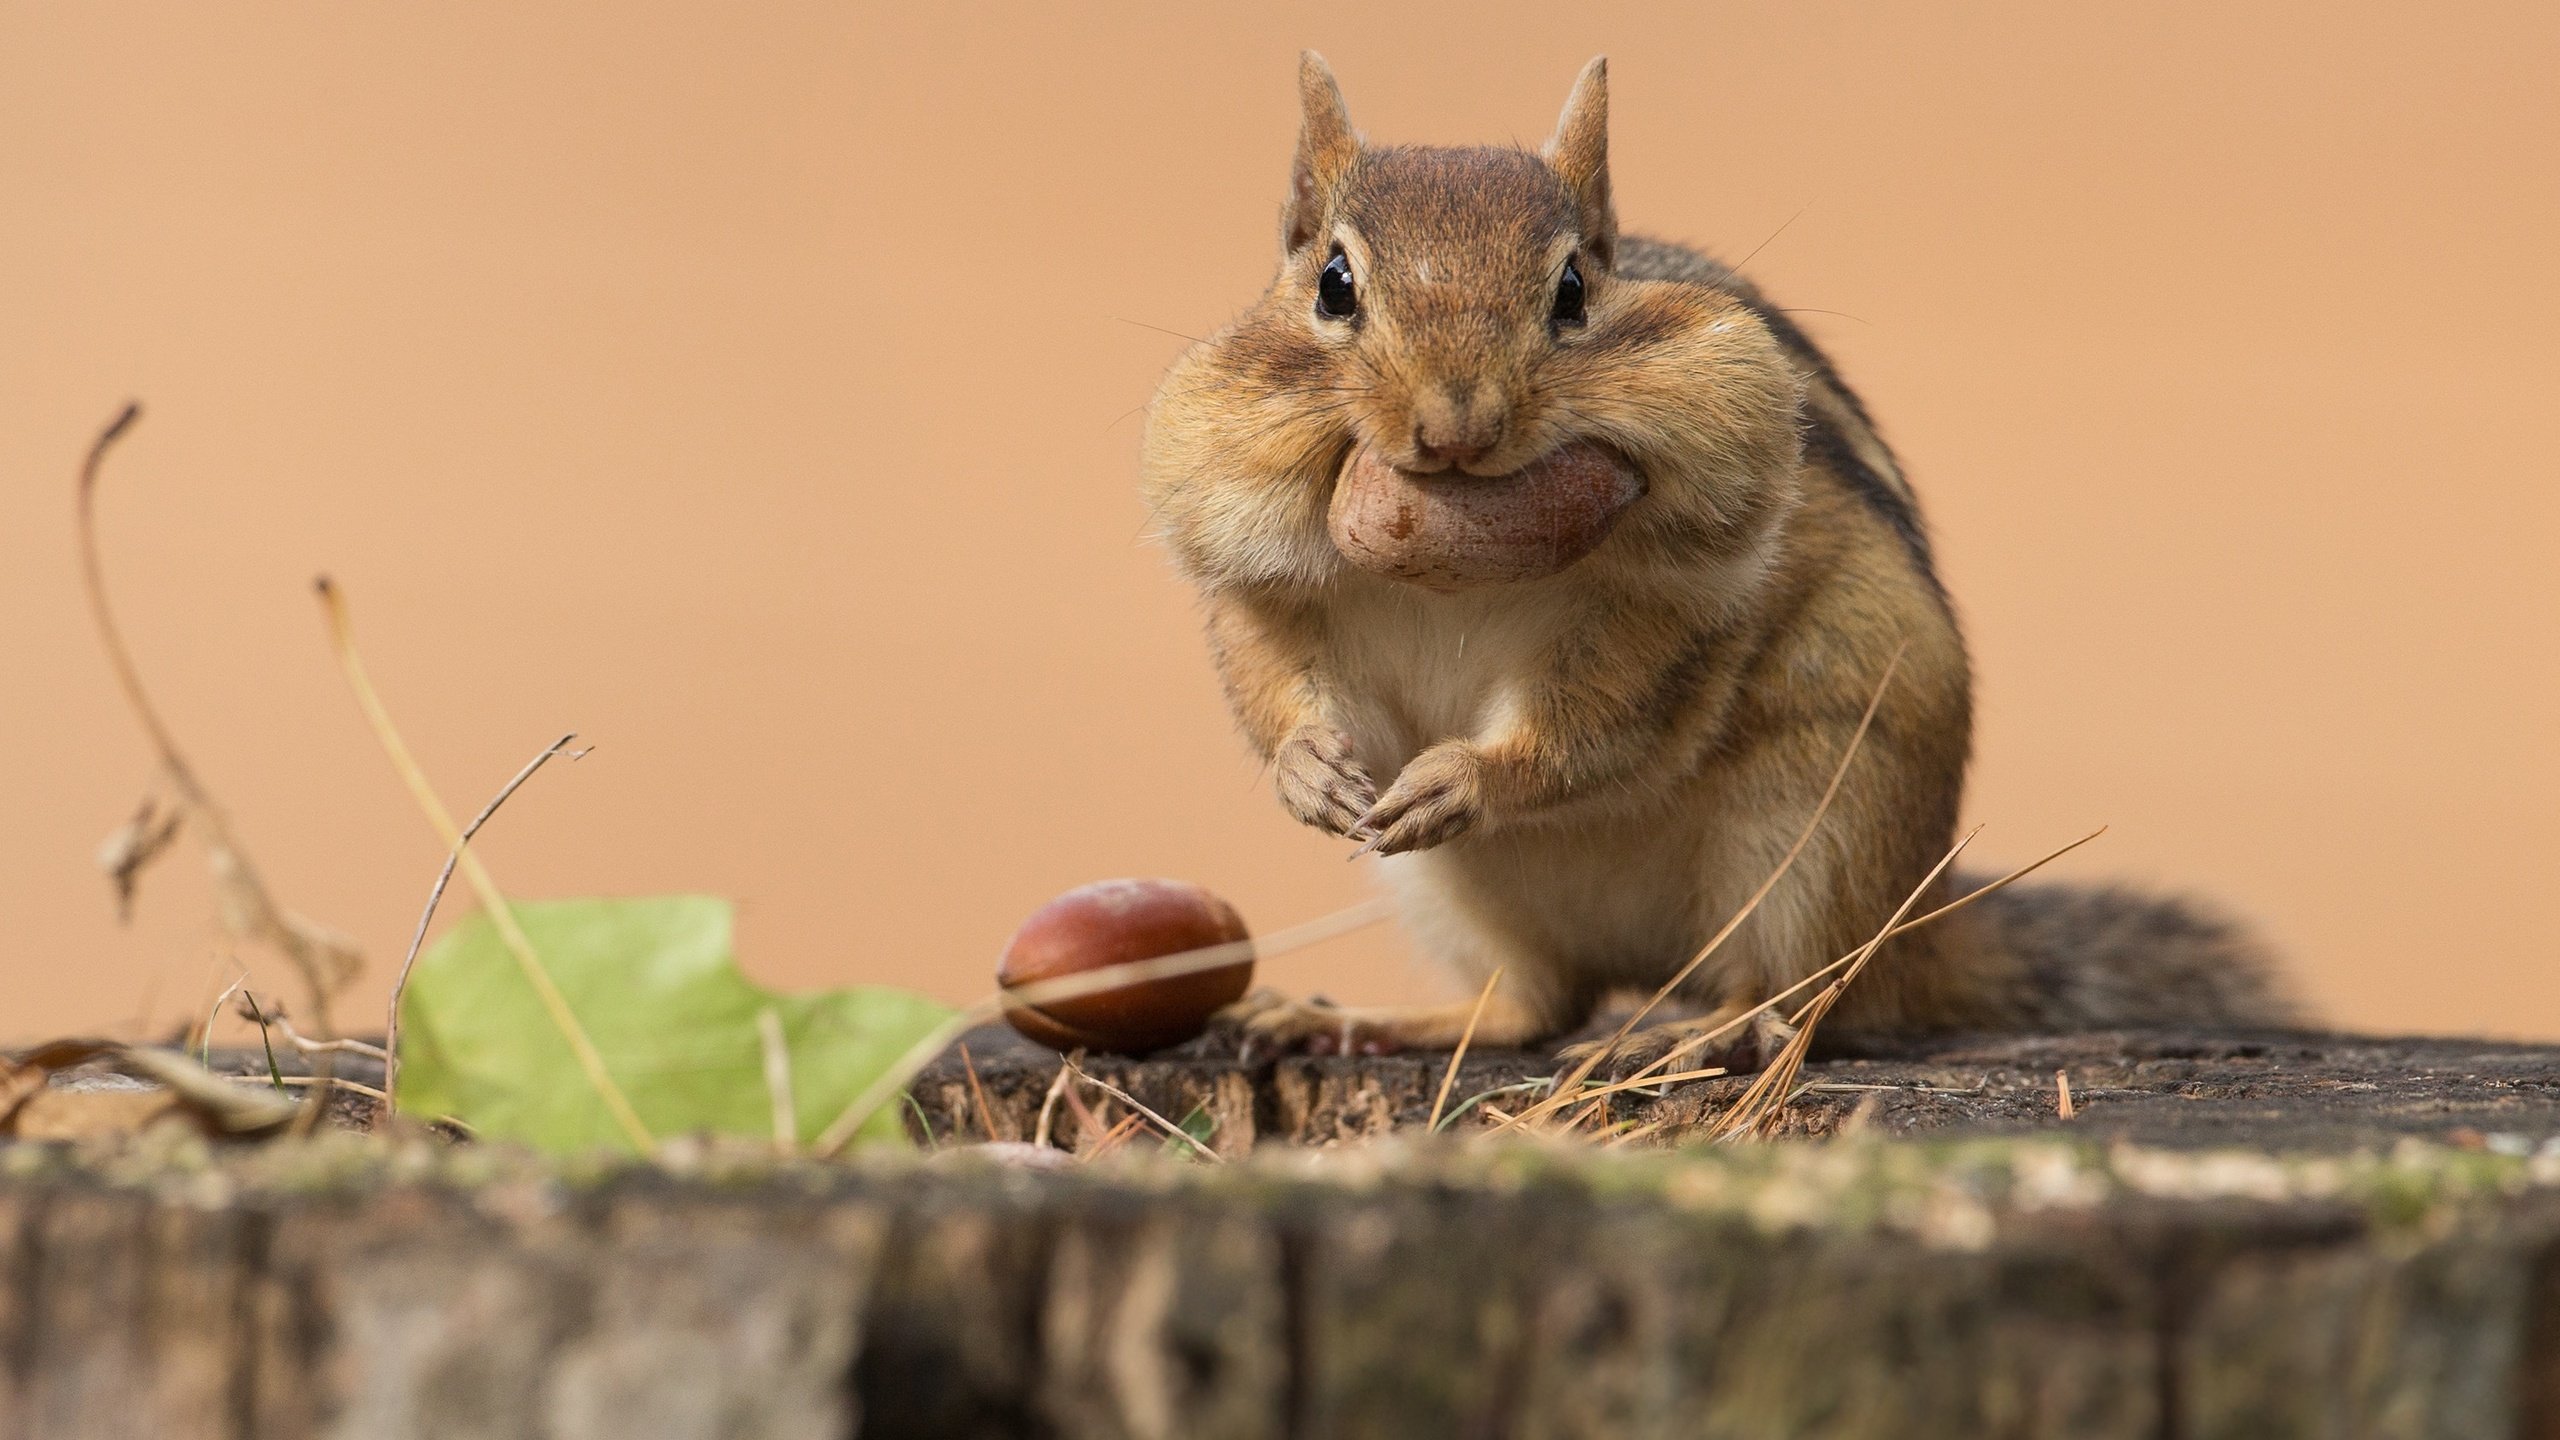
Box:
xmin=8 ymin=1028 xmax=2560 ymax=1436
xmin=910 ymin=1024 xmax=2560 ymax=1156
xmin=0 ymin=1132 xmax=2556 ymax=1439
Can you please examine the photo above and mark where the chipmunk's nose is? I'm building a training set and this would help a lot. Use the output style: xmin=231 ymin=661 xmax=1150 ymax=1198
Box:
xmin=1408 ymin=383 xmax=1507 ymax=473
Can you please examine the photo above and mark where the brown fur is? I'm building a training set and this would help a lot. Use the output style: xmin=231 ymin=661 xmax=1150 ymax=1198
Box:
xmin=1141 ymin=54 xmax=2298 ymax=1063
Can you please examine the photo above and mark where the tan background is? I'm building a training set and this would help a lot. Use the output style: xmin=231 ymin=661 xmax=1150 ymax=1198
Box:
xmin=3 ymin=3 xmax=2553 ymax=1046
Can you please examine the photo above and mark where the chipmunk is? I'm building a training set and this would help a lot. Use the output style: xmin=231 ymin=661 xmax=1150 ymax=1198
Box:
xmin=1140 ymin=54 xmax=2296 ymax=1069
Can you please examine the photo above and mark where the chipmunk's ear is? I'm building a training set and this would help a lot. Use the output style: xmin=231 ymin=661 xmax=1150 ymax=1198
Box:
xmin=1283 ymin=51 xmax=1359 ymax=255
xmin=1543 ymin=56 xmax=1615 ymax=267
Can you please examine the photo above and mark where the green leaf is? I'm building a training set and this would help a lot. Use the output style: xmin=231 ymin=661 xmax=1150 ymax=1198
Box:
xmin=396 ymin=896 xmax=955 ymax=1154
xmin=1168 ymin=1102 xmax=1218 ymax=1156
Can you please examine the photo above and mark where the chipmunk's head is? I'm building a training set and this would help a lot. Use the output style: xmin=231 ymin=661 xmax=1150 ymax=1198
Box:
xmin=1140 ymin=54 xmax=1801 ymax=593
xmin=1277 ymin=52 xmax=1616 ymax=478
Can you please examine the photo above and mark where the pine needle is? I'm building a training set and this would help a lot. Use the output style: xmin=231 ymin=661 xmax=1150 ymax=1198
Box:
xmin=1427 ymin=968 xmax=1504 ymax=1133
xmin=1710 ymin=827 xmax=1982 ymax=1141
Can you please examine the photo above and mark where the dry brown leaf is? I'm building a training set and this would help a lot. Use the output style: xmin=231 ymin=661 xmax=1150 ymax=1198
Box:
xmin=95 ymin=792 xmax=183 ymax=922
xmin=3 ymin=1040 xmax=299 ymax=1139
xmin=10 ymin=1087 xmax=184 ymax=1141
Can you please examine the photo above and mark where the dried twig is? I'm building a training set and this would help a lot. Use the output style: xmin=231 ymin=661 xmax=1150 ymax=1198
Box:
xmin=317 ymin=578 xmax=654 ymax=1154
xmin=1066 ymin=1061 xmax=1222 ymax=1163
xmin=265 ymin=1013 xmax=389 ymax=1063
xmin=270 ymin=1074 xmax=392 ymax=1104
xmin=383 ymin=732 xmax=584 ymax=1111
xmin=77 ymin=405 xmax=359 ymax=1134
xmin=1033 ymin=1056 xmax=1074 ymax=1150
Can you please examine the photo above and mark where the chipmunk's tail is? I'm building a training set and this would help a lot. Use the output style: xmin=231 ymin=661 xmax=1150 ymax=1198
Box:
xmin=1954 ymin=875 xmax=2304 ymax=1030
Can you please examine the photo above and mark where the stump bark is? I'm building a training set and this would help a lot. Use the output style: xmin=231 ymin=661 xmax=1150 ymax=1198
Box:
xmin=7 ymin=1028 xmax=2560 ymax=1437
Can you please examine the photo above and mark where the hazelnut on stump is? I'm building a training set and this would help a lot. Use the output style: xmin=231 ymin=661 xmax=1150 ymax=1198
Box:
xmin=997 ymin=879 xmax=1254 ymax=1055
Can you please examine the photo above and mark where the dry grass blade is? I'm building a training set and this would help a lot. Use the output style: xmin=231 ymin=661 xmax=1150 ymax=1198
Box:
xmin=2056 ymin=1070 xmax=2076 ymax=1121
xmin=1065 ymin=1061 xmax=1222 ymax=1163
xmin=1033 ymin=1056 xmax=1073 ymax=1150
xmin=809 ymin=896 xmax=1394 ymax=1158
xmin=1435 ymin=1079 xmax=1552 ymax=1134
xmin=383 ymin=731 xmax=583 ymax=1113
xmin=958 ymin=1042 xmax=1000 ymax=1141
xmin=317 ymin=578 xmax=655 ymax=1155
xmin=1710 ymin=826 xmax=1982 ymax=1141
xmin=1511 ymin=646 xmax=1904 ymax=1130
xmin=198 ymin=972 xmax=249 ymax=1068
xmin=1427 ymin=967 xmax=1504 ymax=1133
xmin=232 ymin=991 xmax=287 ymax=1091
xmin=1510 ymin=823 xmax=2112 ymax=1120
xmin=1606 ymin=1119 xmax=1672 ymax=1149
xmin=76 ymin=404 xmax=358 ymax=1064
xmin=1541 ymin=1070 xmax=1729 ymax=1140
xmin=757 ymin=1007 xmax=797 ymax=1154
xmin=1538 ymin=1065 xmax=1729 ymax=1130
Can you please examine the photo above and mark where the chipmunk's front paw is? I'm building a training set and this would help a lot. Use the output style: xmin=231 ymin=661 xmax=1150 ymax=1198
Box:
xmin=1274 ymin=726 xmax=1377 ymax=837
xmin=1556 ymin=1008 xmax=1797 ymax=1081
xmin=1222 ymin=993 xmax=1409 ymax=1059
xmin=1353 ymin=743 xmax=1484 ymax=855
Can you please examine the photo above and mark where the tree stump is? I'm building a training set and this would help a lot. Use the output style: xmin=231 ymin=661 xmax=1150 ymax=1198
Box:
xmin=5 ymin=1028 xmax=2560 ymax=1437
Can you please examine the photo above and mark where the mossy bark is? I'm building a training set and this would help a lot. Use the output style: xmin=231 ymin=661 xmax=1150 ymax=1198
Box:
xmin=2 ymin=1137 xmax=2558 ymax=1439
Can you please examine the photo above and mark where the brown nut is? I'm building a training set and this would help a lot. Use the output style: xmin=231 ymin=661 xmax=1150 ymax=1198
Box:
xmin=996 ymin=879 xmax=1253 ymax=1056
xmin=1327 ymin=439 xmax=1645 ymax=590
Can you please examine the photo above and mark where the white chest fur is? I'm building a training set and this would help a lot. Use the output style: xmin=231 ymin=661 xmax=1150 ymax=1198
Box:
xmin=1313 ymin=574 xmax=1576 ymax=772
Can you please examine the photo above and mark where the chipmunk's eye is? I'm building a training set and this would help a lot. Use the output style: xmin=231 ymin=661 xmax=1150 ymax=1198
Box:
xmin=1316 ymin=250 xmax=1358 ymax=321
xmin=1552 ymin=255 xmax=1587 ymax=327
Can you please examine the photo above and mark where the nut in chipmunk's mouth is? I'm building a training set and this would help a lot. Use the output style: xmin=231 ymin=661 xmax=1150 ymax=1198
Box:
xmin=1327 ymin=439 xmax=1647 ymax=591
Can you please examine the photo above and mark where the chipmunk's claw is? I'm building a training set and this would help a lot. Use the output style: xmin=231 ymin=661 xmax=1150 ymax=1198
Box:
xmin=1275 ymin=726 xmax=1377 ymax=838
xmin=1556 ymin=1009 xmax=1797 ymax=1081
xmin=1222 ymin=992 xmax=1412 ymax=1057
xmin=1351 ymin=743 xmax=1483 ymax=856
